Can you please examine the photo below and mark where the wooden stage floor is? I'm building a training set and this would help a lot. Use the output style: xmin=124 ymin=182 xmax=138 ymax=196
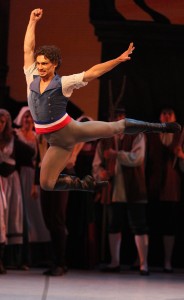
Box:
xmin=0 ymin=267 xmax=184 ymax=300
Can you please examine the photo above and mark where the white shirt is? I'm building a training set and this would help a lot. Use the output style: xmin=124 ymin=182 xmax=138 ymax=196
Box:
xmin=24 ymin=62 xmax=88 ymax=98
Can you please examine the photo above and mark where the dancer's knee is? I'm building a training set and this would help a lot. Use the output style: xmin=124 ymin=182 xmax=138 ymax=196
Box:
xmin=40 ymin=177 xmax=55 ymax=191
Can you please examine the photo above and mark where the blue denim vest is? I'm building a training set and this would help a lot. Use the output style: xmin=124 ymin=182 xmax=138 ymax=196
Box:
xmin=28 ymin=74 xmax=69 ymax=124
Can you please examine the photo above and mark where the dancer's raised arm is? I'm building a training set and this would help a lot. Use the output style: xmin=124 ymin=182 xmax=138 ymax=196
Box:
xmin=83 ymin=42 xmax=135 ymax=82
xmin=24 ymin=8 xmax=43 ymax=68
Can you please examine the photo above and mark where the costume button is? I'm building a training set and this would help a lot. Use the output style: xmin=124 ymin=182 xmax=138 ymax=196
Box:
xmin=49 ymin=110 xmax=51 ymax=113
xmin=48 ymin=103 xmax=51 ymax=106
xmin=51 ymin=117 xmax=54 ymax=120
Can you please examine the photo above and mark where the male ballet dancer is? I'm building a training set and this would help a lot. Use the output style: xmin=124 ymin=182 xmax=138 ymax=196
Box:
xmin=24 ymin=8 xmax=181 ymax=192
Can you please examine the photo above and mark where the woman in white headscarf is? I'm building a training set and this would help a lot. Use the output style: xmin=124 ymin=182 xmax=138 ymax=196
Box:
xmin=14 ymin=107 xmax=50 ymax=268
xmin=0 ymin=109 xmax=35 ymax=270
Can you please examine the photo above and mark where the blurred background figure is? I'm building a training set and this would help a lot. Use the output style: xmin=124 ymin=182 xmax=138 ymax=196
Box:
xmin=92 ymin=108 xmax=149 ymax=275
xmin=146 ymin=108 xmax=184 ymax=273
xmin=14 ymin=107 xmax=50 ymax=269
xmin=0 ymin=109 xmax=35 ymax=270
xmin=66 ymin=115 xmax=99 ymax=270
xmin=0 ymin=176 xmax=6 ymax=274
xmin=35 ymin=134 xmax=68 ymax=276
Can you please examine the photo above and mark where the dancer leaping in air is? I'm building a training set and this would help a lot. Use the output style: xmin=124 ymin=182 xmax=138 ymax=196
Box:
xmin=24 ymin=8 xmax=181 ymax=192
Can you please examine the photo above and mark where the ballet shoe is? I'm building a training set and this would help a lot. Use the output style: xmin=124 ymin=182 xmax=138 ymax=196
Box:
xmin=82 ymin=175 xmax=108 ymax=192
xmin=124 ymin=118 xmax=181 ymax=135
xmin=54 ymin=174 xmax=108 ymax=192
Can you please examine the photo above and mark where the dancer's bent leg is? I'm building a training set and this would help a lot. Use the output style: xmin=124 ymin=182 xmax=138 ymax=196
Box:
xmin=40 ymin=146 xmax=73 ymax=190
xmin=40 ymin=146 xmax=108 ymax=192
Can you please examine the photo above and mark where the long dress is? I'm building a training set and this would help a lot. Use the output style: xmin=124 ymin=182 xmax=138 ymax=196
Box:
xmin=0 ymin=177 xmax=6 ymax=244
xmin=14 ymin=129 xmax=50 ymax=243
xmin=0 ymin=137 xmax=23 ymax=245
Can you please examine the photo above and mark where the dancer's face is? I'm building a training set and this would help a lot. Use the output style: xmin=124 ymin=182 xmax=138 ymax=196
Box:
xmin=36 ymin=55 xmax=57 ymax=79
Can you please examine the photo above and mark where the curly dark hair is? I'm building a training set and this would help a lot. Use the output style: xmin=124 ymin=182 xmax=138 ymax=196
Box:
xmin=34 ymin=45 xmax=62 ymax=70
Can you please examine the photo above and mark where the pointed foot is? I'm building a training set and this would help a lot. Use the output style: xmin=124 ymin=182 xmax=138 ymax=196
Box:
xmin=83 ymin=175 xmax=109 ymax=192
xmin=163 ymin=122 xmax=181 ymax=133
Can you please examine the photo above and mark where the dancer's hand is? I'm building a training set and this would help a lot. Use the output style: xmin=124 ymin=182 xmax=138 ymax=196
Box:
xmin=117 ymin=42 xmax=135 ymax=62
xmin=30 ymin=8 xmax=43 ymax=22
xmin=24 ymin=8 xmax=43 ymax=69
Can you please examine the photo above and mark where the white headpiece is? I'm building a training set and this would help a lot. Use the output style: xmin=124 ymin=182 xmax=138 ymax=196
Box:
xmin=14 ymin=106 xmax=30 ymax=126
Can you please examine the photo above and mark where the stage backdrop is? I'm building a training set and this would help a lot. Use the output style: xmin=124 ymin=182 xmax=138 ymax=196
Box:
xmin=6 ymin=0 xmax=184 ymax=120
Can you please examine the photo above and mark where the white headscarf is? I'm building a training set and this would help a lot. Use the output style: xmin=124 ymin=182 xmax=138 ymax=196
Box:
xmin=14 ymin=106 xmax=30 ymax=126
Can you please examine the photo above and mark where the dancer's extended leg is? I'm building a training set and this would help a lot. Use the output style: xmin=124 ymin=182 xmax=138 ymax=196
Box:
xmin=52 ymin=118 xmax=181 ymax=147
xmin=62 ymin=119 xmax=181 ymax=144
xmin=43 ymin=119 xmax=181 ymax=150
